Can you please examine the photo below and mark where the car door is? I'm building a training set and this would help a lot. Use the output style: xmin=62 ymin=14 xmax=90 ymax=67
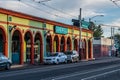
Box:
xmin=58 ymin=53 xmax=62 ymax=62
xmin=61 ymin=53 xmax=65 ymax=62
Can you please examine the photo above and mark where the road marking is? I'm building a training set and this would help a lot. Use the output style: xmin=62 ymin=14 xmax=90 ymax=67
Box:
xmin=81 ymin=69 xmax=120 ymax=80
xmin=43 ymin=64 xmax=120 ymax=80
xmin=0 ymin=61 xmax=99 ymax=78
xmin=0 ymin=59 xmax=120 ymax=78
xmin=0 ymin=63 xmax=80 ymax=77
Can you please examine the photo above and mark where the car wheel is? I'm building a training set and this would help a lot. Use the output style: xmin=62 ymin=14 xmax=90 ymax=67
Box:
xmin=56 ymin=59 xmax=59 ymax=64
xmin=5 ymin=63 xmax=10 ymax=70
xmin=77 ymin=58 xmax=79 ymax=62
xmin=71 ymin=59 xmax=74 ymax=63
xmin=64 ymin=59 xmax=67 ymax=63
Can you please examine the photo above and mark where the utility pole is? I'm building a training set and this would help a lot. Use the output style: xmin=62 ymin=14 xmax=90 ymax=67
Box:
xmin=111 ymin=27 xmax=115 ymax=56
xmin=79 ymin=8 xmax=82 ymax=60
xmin=111 ymin=27 xmax=113 ymax=48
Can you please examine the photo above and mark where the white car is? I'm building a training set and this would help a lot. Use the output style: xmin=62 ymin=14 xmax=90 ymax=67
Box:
xmin=44 ymin=52 xmax=67 ymax=64
xmin=0 ymin=54 xmax=12 ymax=70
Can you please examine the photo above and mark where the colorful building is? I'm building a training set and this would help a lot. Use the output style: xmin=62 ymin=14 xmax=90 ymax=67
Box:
xmin=0 ymin=8 xmax=93 ymax=65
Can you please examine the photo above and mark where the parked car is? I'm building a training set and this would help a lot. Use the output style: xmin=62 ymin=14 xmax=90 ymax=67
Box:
xmin=44 ymin=52 xmax=67 ymax=64
xmin=0 ymin=54 xmax=12 ymax=70
xmin=64 ymin=50 xmax=79 ymax=62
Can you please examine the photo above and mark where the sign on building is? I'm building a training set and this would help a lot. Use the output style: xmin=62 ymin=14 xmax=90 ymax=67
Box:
xmin=54 ymin=26 xmax=68 ymax=34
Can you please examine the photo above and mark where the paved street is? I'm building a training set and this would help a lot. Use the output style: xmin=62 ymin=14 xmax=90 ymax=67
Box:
xmin=0 ymin=57 xmax=120 ymax=80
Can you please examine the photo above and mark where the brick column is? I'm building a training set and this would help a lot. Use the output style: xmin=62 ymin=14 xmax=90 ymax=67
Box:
xmin=64 ymin=38 xmax=67 ymax=51
xmin=57 ymin=37 xmax=60 ymax=52
xmin=40 ymin=42 xmax=43 ymax=63
xmin=50 ymin=36 xmax=54 ymax=52
xmin=31 ymin=41 xmax=34 ymax=64
xmin=85 ymin=40 xmax=88 ymax=60
xmin=20 ymin=40 xmax=24 ymax=64
xmin=4 ymin=41 xmax=8 ymax=57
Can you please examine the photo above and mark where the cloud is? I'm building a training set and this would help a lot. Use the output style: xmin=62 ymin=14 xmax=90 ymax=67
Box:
xmin=0 ymin=0 xmax=60 ymax=20
xmin=111 ymin=19 xmax=120 ymax=27
xmin=101 ymin=18 xmax=120 ymax=37
xmin=0 ymin=0 xmax=116 ymax=25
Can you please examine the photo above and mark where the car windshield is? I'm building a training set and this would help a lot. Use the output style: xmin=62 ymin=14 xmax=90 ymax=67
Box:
xmin=47 ymin=53 xmax=58 ymax=57
xmin=64 ymin=51 xmax=72 ymax=55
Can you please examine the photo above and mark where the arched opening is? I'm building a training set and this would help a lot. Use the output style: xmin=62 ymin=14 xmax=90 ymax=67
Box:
xmin=82 ymin=40 xmax=87 ymax=59
xmin=74 ymin=39 xmax=78 ymax=51
xmin=60 ymin=36 xmax=65 ymax=52
xmin=0 ymin=28 xmax=6 ymax=55
xmin=12 ymin=30 xmax=22 ymax=64
xmin=34 ymin=32 xmax=43 ymax=63
xmin=88 ymin=40 xmax=92 ymax=59
xmin=24 ymin=31 xmax=33 ymax=63
xmin=53 ymin=35 xmax=59 ymax=52
xmin=46 ymin=35 xmax=52 ymax=52
xmin=67 ymin=37 xmax=72 ymax=51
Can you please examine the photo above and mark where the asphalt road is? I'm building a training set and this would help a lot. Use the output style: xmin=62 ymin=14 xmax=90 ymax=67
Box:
xmin=1 ymin=59 xmax=120 ymax=80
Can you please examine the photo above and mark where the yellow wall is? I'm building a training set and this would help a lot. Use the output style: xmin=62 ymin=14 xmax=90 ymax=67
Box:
xmin=12 ymin=16 xmax=29 ymax=25
xmin=0 ymin=13 xmax=92 ymax=39
xmin=0 ymin=13 xmax=7 ymax=21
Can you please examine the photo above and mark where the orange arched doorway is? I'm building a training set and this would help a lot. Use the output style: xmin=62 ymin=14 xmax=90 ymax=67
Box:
xmin=34 ymin=32 xmax=43 ymax=63
xmin=0 ymin=27 xmax=7 ymax=57
xmin=46 ymin=35 xmax=52 ymax=53
xmin=82 ymin=39 xmax=87 ymax=59
xmin=74 ymin=39 xmax=78 ymax=51
xmin=24 ymin=30 xmax=34 ymax=64
xmin=53 ymin=35 xmax=60 ymax=52
xmin=88 ymin=39 xmax=92 ymax=59
xmin=12 ymin=29 xmax=23 ymax=64
xmin=60 ymin=36 xmax=65 ymax=52
xmin=67 ymin=37 xmax=72 ymax=51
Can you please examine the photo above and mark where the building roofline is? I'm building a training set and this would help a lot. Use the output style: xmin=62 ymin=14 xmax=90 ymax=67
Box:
xmin=0 ymin=8 xmax=93 ymax=33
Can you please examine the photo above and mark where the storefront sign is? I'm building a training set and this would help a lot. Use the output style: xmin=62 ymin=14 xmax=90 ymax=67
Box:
xmin=54 ymin=26 xmax=68 ymax=34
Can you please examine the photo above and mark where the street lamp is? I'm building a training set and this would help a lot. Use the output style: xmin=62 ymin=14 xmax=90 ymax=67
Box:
xmin=89 ymin=15 xmax=104 ymax=22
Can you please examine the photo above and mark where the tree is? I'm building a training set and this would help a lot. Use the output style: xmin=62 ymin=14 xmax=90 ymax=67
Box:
xmin=93 ymin=25 xmax=103 ymax=37
xmin=114 ymin=33 xmax=120 ymax=53
xmin=114 ymin=33 xmax=120 ymax=41
xmin=89 ymin=22 xmax=103 ymax=37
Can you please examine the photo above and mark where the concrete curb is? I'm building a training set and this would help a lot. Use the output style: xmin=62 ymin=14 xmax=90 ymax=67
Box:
xmin=11 ymin=57 xmax=120 ymax=69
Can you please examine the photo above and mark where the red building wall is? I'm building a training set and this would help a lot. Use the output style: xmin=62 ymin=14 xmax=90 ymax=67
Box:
xmin=93 ymin=45 xmax=109 ymax=58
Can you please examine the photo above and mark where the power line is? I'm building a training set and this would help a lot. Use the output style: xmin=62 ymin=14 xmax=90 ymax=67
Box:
xmin=0 ymin=0 xmax=70 ymax=19
xmin=110 ymin=0 xmax=120 ymax=8
xmin=18 ymin=0 xmax=69 ymax=19
xmin=114 ymin=0 xmax=120 ymax=2
xmin=33 ymin=0 xmax=51 ymax=3
xmin=32 ymin=0 xmax=77 ymax=18
xmin=101 ymin=24 xmax=120 ymax=28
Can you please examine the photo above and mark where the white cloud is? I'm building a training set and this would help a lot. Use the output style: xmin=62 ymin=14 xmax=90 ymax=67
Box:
xmin=0 ymin=0 xmax=117 ymax=25
xmin=111 ymin=19 xmax=120 ymax=27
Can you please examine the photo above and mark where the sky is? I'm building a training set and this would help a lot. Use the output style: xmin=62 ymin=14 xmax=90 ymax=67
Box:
xmin=0 ymin=0 xmax=120 ymax=37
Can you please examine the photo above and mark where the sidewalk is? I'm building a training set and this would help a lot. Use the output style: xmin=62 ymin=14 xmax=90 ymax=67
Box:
xmin=11 ymin=56 xmax=120 ymax=70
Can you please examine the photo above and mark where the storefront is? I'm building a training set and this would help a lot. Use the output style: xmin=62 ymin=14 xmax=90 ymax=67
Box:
xmin=0 ymin=8 xmax=93 ymax=65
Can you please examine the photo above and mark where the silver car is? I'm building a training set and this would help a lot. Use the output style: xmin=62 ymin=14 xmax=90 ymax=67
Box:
xmin=0 ymin=54 xmax=12 ymax=70
xmin=64 ymin=50 xmax=79 ymax=62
